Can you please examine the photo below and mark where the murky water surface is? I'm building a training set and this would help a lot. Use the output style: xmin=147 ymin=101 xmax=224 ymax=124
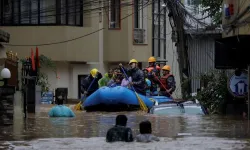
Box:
xmin=1 ymin=104 xmax=250 ymax=149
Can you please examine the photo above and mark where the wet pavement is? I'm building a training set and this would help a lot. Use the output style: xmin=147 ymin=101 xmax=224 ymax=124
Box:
xmin=1 ymin=103 xmax=250 ymax=149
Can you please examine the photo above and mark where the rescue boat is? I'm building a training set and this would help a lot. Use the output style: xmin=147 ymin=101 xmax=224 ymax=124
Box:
xmin=83 ymin=86 xmax=172 ymax=111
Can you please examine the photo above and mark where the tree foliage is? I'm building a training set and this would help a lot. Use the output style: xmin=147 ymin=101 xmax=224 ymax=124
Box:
xmin=200 ymin=0 xmax=223 ymax=25
xmin=195 ymin=70 xmax=228 ymax=114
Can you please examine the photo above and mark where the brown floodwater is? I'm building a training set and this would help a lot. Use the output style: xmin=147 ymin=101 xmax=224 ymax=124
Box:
xmin=1 ymin=102 xmax=250 ymax=149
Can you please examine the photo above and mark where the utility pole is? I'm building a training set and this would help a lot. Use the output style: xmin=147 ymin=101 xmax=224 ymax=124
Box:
xmin=166 ymin=1 xmax=190 ymax=98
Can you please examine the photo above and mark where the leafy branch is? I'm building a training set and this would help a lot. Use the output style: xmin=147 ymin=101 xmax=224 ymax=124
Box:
xmin=195 ymin=70 xmax=228 ymax=114
xmin=200 ymin=0 xmax=223 ymax=25
xmin=20 ymin=54 xmax=57 ymax=93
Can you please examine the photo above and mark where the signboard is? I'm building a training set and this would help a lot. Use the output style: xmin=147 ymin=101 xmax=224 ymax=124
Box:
xmin=41 ymin=91 xmax=54 ymax=104
xmin=228 ymin=72 xmax=248 ymax=98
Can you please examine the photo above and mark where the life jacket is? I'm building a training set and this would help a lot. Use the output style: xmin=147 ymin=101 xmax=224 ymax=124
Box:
xmin=159 ymin=74 xmax=174 ymax=91
xmin=147 ymin=66 xmax=161 ymax=73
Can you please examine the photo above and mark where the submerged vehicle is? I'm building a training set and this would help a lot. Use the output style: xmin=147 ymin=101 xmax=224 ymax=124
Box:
xmin=83 ymin=86 xmax=172 ymax=111
xmin=149 ymin=101 xmax=209 ymax=116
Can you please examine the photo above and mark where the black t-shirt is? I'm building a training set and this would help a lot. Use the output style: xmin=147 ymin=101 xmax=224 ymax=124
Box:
xmin=106 ymin=125 xmax=134 ymax=142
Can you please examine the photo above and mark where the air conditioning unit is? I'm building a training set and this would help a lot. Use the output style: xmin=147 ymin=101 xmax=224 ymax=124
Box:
xmin=134 ymin=28 xmax=145 ymax=44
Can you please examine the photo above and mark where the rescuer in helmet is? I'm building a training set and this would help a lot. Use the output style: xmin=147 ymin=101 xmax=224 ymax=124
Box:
xmin=81 ymin=68 xmax=103 ymax=96
xmin=119 ymin=59 xmax=146 ymax=95
xmin=146 ymin=56 xmax=161 ymax=95
xmin=156 ymin=65 xmax=176 ymax=97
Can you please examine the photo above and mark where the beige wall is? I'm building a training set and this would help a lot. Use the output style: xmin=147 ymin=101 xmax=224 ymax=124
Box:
xmin=43 ymin=62 xmax=107 ymax=99
xmin=222 ymin=0 xmax=250 ymax=37
xmin=0 ymin=25 xmax=100 ymax=62
xmin=103 ymin=0 xmax=152 ymax=62
xmin=1 ymin=0 xmax=152 ymax=63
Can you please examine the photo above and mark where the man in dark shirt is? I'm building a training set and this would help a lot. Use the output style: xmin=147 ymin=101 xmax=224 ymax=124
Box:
xmin=106 ymin=115 xmax=134 ymax=142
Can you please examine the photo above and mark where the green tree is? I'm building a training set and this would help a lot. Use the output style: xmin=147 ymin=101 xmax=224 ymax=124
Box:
xmin=200 ymin=0 xmax=223 ymax=25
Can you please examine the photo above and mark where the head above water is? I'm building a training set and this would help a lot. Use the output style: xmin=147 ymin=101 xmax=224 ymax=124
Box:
xmin=139 ymin=120 xmax=152 ymax=134
xmin=116 ymin=115 xmax=128 ymax=126
xmin=56 ymin=98 xmax=64 ymax=105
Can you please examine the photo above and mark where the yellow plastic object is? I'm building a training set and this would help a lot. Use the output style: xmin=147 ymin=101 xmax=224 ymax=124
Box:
xmin=74 ymin=101 xmax=82 ymax=111
xmin=135 ymin=92 xmax=148 ymax=112
xmin=148 ymin=56 xmax=156 ymax=62
xmin=90 ymin=68 xmax=98 ymax=77
xmin=129 ymin=59 xmax=138 ymax=64
xmin=162 ymin=65 xmax=171 ymax=71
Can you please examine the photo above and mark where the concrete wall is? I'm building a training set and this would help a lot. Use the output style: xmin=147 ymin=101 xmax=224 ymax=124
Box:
xmin=1 ymin=0 xmax=152 ymax=63
xmin=222 ymin=0 xmax=250 ymax=37
xmin=42 ymin=62 xmax=106 ymax=99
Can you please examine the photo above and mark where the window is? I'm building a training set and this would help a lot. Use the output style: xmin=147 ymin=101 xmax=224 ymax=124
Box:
xmin=0 ymin=0 xmax=83 ymax=26
xmin=152 ymin=0 xmax=166 ymax=58
xmin=109 ymin=0 xmax=121 ymax=29
xmin=133 ymin=0 xmax=147 ymax=44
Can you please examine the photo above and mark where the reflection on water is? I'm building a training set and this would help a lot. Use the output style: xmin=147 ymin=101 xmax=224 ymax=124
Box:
xmin=0 ymin=106 xmax=250 ymax=141
xmin=0 ymin=104 xmax=250 ymax=149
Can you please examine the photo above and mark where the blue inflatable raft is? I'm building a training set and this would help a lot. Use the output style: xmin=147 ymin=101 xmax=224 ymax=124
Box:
xmin=83 ymin=86 xmax=172 ymax=111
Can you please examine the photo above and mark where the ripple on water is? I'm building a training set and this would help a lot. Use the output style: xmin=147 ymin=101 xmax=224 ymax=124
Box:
xmin=1 ymin=137 xmax=250 ymax=150
xmin=1 ymin=105 xmax=250 ymax=148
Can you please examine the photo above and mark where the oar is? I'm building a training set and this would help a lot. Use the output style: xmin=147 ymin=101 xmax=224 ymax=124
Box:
xmin=75 ymin=75 xmax=97 ymax=111
xmin=120 ymin=67 xmax=148 ymax=112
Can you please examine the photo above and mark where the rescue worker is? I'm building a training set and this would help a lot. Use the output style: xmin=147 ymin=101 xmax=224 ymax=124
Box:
xmin=106 ymin=115 xmax=134 ymax=142
xmin=155 ymin=65 xmax=176 ymax=97
xmin=81 ymin=68 xmax=102 ymax=97
xmin=107 ymin=69 xmax=123 ymax=87
xmin=119 ymin=59 xmax=146 ymax=95
xmin=98 ymin=69 xmax=113 ymax=87
xmin=143 ymin=68 xmax=152 ymax=96
xmin=146 ymin=56 xmax=161 ymax=95
xmin=121 ymin=75 xmax=132 ymax=88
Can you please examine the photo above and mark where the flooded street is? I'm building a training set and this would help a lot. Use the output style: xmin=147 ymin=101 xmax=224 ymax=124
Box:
xmin=0 ymin=104 xmax=250 ymax=149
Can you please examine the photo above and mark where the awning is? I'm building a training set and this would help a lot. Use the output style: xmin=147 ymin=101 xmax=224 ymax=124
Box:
xmin=0 ymin=29 xmax=10 ymax=43
xmin=215 ymin=35 xmax=250 ymax=69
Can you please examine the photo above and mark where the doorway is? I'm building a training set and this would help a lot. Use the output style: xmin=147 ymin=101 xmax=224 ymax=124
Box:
xmin=78 ymin=74 xmax=88 ymax=99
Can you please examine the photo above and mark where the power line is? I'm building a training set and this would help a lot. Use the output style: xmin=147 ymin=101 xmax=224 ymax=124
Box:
xmin=1 ymin=0 xmax=135 ymax=23
xmin=3 ymin=0 xmax=153 ymax=47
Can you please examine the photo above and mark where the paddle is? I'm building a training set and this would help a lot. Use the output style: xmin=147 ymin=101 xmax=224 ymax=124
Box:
xmin=75 ymin=75 xmax=97 ymax=111
xmin=120 ymin=67 xmax=148 ymax=112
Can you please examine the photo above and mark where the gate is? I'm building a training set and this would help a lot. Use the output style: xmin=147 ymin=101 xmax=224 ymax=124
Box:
xmin=21 ymin=58 xmax=38 ymax=118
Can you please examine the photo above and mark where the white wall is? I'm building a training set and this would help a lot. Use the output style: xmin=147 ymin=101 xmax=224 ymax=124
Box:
xmin=165 ymin=20 xmax=182 ymax=98
xmin=44 ymin=62 xmax=106 ymax=99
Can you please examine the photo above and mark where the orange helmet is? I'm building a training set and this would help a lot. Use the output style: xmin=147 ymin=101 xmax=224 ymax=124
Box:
xmin=148 ymin=56 xmax=156 ymax=63
xmin=162 ymin=65 xmax=171 ymax=71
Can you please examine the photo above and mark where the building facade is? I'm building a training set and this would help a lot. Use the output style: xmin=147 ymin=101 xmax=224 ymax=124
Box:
xmin=222 ymin=0 xmax=250 ymax=38
xmin=0 ymin=0 xmax=182 ymax=99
